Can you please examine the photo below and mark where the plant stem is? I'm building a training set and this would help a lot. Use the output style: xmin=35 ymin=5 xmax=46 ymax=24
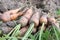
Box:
xmin=6 ymin=24 xmax=21 ymax=37
xmin=11 ymin=24 xmax=21 ymax=36
xmin=52 ymin=26 xmax=59 ymax=40
xmin=39 ymin=23 xmax=44 ymax=40
xmin=22 ymin=23 xmax=34 ymax=40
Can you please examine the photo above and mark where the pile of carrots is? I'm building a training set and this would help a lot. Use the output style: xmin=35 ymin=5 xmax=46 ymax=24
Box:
xmin=0 ymin=5 xmax=59 ymax=40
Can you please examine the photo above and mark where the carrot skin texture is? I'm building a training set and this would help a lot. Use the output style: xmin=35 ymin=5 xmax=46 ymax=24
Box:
xmin=1 ymin=7 xmax=28 ymax=22
xmin=18 ymin=16 xmax=28 ymax=27
xmin=48 ymin=17 xmax=56 ymax=23
xmin=40 ymin=15 xmax=47 ymax=24
xmin=10 ymin=14 xmax=20 ymax=20
xmin=48 ymin=17 xmax=59 ymax=28
xmin=19 ymin=8 xmax=33 ymax=27
xmin=1 ymin=13 xmax=11 ymax=22
xmin=19 ymin=26 xmax=28 ymax=36
xmin=10 ymin=8 xmax=29 ymax=20
xmin=23 ymin=7 xmax=33 ymax=20
xmin=30 ymin=11 xmax=40 ymax=27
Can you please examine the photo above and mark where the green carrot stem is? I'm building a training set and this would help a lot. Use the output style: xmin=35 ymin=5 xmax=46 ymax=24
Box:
xmin=6 ymin=24 xmax=21 ymax=37
xmin=11 ymin=24 xmax=21 ymax=36
xmin=34 ymin=31 xmax=39 ymax=37
xmin=52 ymin=26 xmax=59 ymax=40
xmin=22 ymin=23 xmax=34 ymax=40
xmin=39 ymin=23 xmax=44 ymax=40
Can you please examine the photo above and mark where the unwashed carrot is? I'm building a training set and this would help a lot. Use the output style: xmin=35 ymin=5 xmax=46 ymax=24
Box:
xmin=1 ymin=13 xmax=11 ymax=22
xmin=19 ymin=26 xmax=28 ymax=36
xmin=48 ymin=17 xmax=56 ymax=23
xmin=40 ymin=14 xmax=48 ymax=24
xmin=18 ymin=7 xmax=33 ymax=27
xmin=10 ymin=7 xmax=29 ymax=20
xmin=1 ymin=6 xmax=28 ymax=22
xmin=39 ymin=14 xmax=48 ymax=40
xmin=47 ymin=16 xmax=59 ymax=29
xmin=29 ymin=9 xmax=40 ymax=27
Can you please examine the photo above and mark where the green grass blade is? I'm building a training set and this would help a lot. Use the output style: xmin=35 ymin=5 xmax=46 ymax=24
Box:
xmin=52 ymin=26 xmax=59 ymax=40
xmin=39 ymin=23 xmax=44 ymax=40
xmin=22 ymin=23 xmax=34 ymax=40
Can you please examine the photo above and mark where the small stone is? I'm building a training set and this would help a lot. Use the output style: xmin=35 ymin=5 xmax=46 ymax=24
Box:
xmin=6 ymin=21 xmax=16 ymax=27
xmin=1 ymin=23 xmax=7 ymax=27
xmin=1 ymin=26 xmax=12 ymax=34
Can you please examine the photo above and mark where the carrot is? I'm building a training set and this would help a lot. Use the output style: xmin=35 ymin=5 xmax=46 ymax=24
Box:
xmin=47 ymin=17 xmax=59 ymax=29
xmin=11 ymin=8 xmax=29 ymax=20
xmin=23 ymin=7 xmax=33 ymax=20
xmin=19 ymin=26 xmax=28 ymax=36
xmin=39 ymin=14 xmax=47 ymax=39
xmin=10 ymin=13 xmax=20 ymax=20
xmin=47 ymin=17 xmax=56 ymax=23
xmin=39 ymin=14 xmax=47 ymax=40
xmin=40 ymin=14 xmax=48 ymax=24
xmin=1 ymin=6 xmax=28 ymax=22
xmin=4 ymin=6 xmax=26 ymax=14
xmin=29 ymin=9 xmax=40 ymax=27
xmin=1 ymin=13 xmax=11 ymax=22
xmin=18 ymin=7 xmax=33 ymax=27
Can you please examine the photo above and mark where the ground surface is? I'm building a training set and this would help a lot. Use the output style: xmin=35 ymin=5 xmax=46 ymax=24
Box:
xmin=0 ymin=0 xmax=60 ymax=40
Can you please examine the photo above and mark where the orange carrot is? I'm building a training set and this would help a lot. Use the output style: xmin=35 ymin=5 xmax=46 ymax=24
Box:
xmin=23 ymin=7 xmax=33 ymax=20
xmin=48 ymin=17 xmax=56 ymax=23
xmin=29 ymin=9 xmax=40 ymax=27
xmin=1 ymin=13 xmax=11 ymax=22
xmin=18 ymin=7 xmax=33 ymax=27
xmin=10 ymin=7 xmax=29 ymax=20
xmin=19 ymin=26 xmax=28 ymax=36
xmin=40 ymin=14 xmax=48 ymax=24
xmin=47 ymin=17 xmax=59 ymax=28
xmin=1 ymin=6 xmax=28 ymax=22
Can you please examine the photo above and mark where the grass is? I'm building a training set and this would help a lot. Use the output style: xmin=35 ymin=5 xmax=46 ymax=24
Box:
xmin=52 ymin=26 xmax=59 ymax=40
xmin=56 ymin=9 xmax=60 ymax=15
